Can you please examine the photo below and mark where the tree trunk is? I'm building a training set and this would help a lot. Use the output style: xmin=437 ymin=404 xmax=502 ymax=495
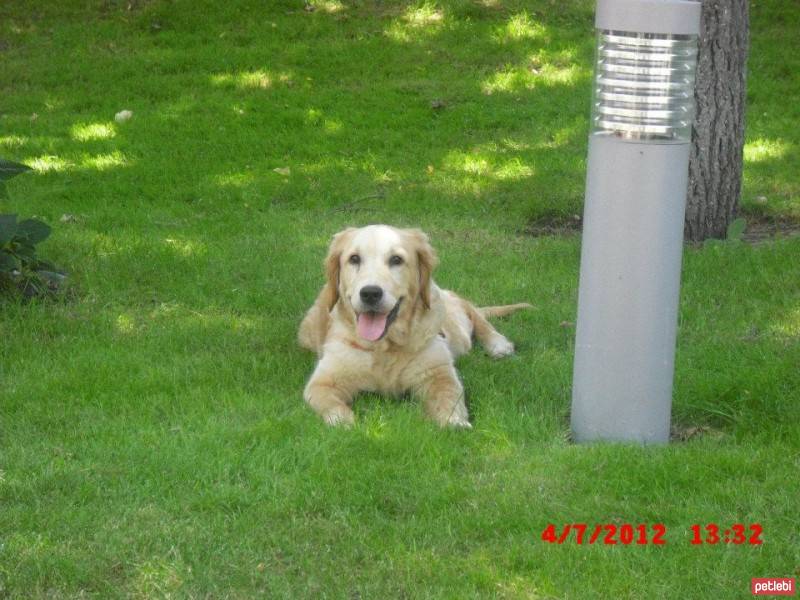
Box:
xmin=685 ymin=0 xmax=749 ymax=241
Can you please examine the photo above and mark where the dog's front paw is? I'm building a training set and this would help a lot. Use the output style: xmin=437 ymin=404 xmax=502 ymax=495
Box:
xmin=321 ymin=405 xmax=355 ymax=427
xmin=430 ymin=406 xmax=472 ymax=429
xmin=445 ymin=413 xmax=473 ymax=429
xmin=486 ymin=334 xmax=514 ymax=358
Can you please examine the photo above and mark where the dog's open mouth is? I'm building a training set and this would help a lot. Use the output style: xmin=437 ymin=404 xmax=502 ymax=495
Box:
xmin=356 ymin=299 xmax=402 ymax=342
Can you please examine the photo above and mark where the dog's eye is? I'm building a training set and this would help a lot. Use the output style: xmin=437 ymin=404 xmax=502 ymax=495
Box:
xmin=389 ymin=255 xmax=404 ymax=267
xmin=348 ymin=254 xmax=361 ymax=266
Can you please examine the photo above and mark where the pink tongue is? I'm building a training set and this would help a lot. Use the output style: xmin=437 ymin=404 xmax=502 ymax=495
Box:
xmin=357 ymin=312 xmax=388 ymax=341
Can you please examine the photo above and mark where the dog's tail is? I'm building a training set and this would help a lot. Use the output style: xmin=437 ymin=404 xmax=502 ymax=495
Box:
xmin=479 ymin=303 xmax=533 ymax=318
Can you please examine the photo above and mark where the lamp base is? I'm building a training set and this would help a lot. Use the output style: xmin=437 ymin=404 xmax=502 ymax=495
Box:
xmin=570 ymin=134 xmax=690 ymax=444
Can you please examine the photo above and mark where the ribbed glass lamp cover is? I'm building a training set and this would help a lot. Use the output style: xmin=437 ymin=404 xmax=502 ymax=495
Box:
xmin=592 ymin=29 xmax=698 ymax=141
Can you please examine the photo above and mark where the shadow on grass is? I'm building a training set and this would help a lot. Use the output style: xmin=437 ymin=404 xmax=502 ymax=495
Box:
xmin=1 ymin=0 xmax=595 ymax=228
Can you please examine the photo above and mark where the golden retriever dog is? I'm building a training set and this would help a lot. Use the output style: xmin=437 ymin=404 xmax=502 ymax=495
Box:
xmin=298 ymin=225 xmax=531 ymax=428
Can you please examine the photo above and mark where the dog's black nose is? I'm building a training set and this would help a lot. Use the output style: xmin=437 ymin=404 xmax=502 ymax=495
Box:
xmin=359 ymin=285 xmax=383 ymax=306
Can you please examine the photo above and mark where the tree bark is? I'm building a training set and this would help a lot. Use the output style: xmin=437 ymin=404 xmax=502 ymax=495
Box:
xmin=685 ymin=0 xmax=749 ymax=241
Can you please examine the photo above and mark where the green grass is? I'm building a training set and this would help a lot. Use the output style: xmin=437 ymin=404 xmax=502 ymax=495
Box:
xmin=1 ymin=0 xmax=799 ymax=597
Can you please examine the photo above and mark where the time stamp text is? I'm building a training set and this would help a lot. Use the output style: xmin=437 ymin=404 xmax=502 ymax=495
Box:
xmin=540 ymin=523 xmax=764 ymax=546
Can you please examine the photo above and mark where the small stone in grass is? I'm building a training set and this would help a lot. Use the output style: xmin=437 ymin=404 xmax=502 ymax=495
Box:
xmin=755 ymin=195 xmax=768 ymax=205
xmin=115 ymin=110 xmax=133 ymax=123
xmin=273 ymin=167 xmax=291 ymax=176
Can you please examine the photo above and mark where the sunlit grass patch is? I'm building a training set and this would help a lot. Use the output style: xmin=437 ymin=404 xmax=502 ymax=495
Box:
xmin=81 ymin=151 xmax=129 ymax=171
xmin=482 ymin=67 xmax=530 ymax=94
xmin=432 ymin=145 xmax=536 ymax=195
xmin=384 ymin=2 xmax=446 ymax=41
xmin=494 ymin=158 xmax=534 ymax=180
xmin=405 ymin=2 xmax=444 ymax=26
xmin=744 ymin=138 xmax=792 ymax=163
xmin=70 ymin=122 xmax=116 ymax=142
xmin=89 ymin=232 xmax=118 ymax=257
xmin=210 ymin=69 xmax=292 ymax=90
xmin=0 ymin=134 xmax=28 ymax=148
xmin=494 ymin=11 xmax=548 ymax=42
xmin=214 ymin=171 xmax=257 ymax=188
xmin=323 ymin=118 xmax=343 ymax=134
xmin=307 ymin=0 xmax=345 ymax=13
xmin=132 ymin=554 xmax=188 ymax=598
xmin=24 ymin=151 xmax=129 ymax=173
xmin=448 ymin=152 xmax=491 ymax=176
xmin=482 ymin=62 xmax=584 ymax=94
xmin=27 ymin=154 xmax=71 ymax=173
xmin=141 ymin=304 xmax=263 ymax=337
xmin=499 ymin=138 xmax=531 ymax=151
xmin=769 ymin=305 xmax=800 ymax=337
xmin=163 ymin=237 xmax=204 ymax=258
xmin=534 ymin=121 xmax=586 ymax=149
xmin=116 ymin=312 xmax=137 ymax=334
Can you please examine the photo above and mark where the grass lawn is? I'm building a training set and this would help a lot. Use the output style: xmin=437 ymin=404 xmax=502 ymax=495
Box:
xmin=1 ymin=0 xmax=799 ymax=597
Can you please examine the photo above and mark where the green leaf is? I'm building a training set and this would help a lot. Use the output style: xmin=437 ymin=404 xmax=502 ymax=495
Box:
xmin=14 ymin=242 xmax=37 ymax=262
xmin=0 ymin=250 xmax=19 ymax=272
xmin=0 ymin=214 xmax=18 ymax=245
xmin=0 ymin=158 xmax=32 ymax=182
xmin=16 ymin=218 xmax=51 ymax=244
xmin=726 ymin=217 xmax=747 ymax=241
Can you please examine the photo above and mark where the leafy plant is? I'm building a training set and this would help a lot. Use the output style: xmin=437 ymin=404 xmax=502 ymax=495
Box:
xmin=726 ymin=216 xmax=747 ymax=241
xmin=0 ymin=159 xmax=65 ymax=299
xmin=0 ymin=158 xmax=32 ymax=198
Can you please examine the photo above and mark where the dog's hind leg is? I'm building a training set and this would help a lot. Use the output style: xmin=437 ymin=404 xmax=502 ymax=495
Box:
xmin=462 ymin=299 xmax=517 ymax=358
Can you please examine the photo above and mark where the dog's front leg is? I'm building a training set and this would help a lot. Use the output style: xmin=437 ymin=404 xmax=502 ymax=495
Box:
xmin=304 ymin=362 xmax=357 ymax=427
xmin=415 ymin=364 xmax=471 ymax=429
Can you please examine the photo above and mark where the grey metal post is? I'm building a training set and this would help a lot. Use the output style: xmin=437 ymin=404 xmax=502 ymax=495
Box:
xmin=571 ymin=0 xmax=701 ymax=443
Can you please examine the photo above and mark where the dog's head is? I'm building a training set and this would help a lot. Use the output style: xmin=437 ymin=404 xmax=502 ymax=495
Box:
xmin=321 ymin=225 xmax=438 ymax=342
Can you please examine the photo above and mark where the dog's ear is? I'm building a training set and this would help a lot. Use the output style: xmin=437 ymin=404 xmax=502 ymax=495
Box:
xmin=322 ymin=228 xmax=356 ymax=311
xmin=407 ymin=229 xmax=438 ymax=309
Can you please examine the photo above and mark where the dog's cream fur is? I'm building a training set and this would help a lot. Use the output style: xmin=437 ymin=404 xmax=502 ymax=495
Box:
xmin=298 ymin=225 xmax=530 ymax=427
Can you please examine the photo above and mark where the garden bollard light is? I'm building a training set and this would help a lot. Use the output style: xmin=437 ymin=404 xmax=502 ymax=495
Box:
xmin=571 ymin=0 xmax=702 ymax=443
